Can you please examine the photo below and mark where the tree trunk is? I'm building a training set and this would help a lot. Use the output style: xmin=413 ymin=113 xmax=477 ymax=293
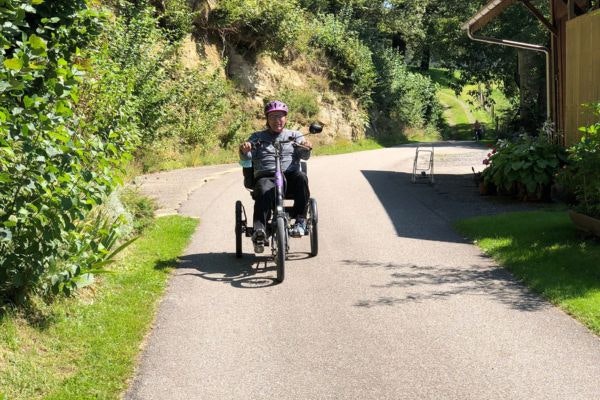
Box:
xmin=419 ymin=45 xmax=430 ymax=71
xmin=517 ymin=49 xmax=545 ymax=132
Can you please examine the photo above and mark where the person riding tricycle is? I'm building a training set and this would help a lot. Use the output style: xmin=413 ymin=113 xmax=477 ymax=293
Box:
xmin=235 ymin=100 xmax=320 ymax=282
xmin=238 ymin=100 xmax=313 ymax=253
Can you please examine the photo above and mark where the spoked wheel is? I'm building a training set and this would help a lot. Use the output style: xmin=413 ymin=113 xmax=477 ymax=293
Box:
xmin=308 ymin=198 xmax=318 ymax=257
xmin=273 ymin=216 xmax=286 ymax=282
xmin=235 ymin=201 xmax=243 ymax=258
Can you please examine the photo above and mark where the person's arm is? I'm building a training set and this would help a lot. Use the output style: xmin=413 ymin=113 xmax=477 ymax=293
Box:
xmin=294 ymin=133 xmax=312 ymax=160
xmin=239 ymin=133 xmax=255 ymax=160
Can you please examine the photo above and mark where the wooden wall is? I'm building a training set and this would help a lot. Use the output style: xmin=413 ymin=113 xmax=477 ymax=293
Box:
xmin=565 ymin=10 xmax=600 ymax=145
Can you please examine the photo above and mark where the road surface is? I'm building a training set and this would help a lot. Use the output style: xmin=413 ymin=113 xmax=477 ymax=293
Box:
xmin=126 ymin=142 xmax=600 ymax=400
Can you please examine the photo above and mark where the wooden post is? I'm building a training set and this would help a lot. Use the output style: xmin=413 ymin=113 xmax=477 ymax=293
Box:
xmin=568 ymin=0 xmax=575 ymax=20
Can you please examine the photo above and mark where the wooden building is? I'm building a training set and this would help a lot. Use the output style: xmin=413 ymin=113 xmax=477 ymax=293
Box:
xmin=463 ymin=0 xmax=600 ymax=145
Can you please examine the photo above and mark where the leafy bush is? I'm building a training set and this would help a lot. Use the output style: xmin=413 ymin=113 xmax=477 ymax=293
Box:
xmin=275 ymin=87 xmax=319 ymax=125
xmin=481 ymin=136 xmax=567 ymax=200
xmin=557 ymin=103 xmax=600 ymax=218
xmin=0 ymin=0 xmax=140 ymax=303
xmin=155 ymin=0 xmax=196 ymax=43
xmin=372 ymin=48 xmax=442 ymax=129
xmin=161 ymin=67 xmax=231 ymax=147
xmin=79 ymin=0 xmax=178 ymax=148
xmin=119 ymin=187 xmax=156 ymax=234
xmin=310 ymin=13 xmax=377 ymax=103
xmin=209 ymin=0 xmax=307 ymax=56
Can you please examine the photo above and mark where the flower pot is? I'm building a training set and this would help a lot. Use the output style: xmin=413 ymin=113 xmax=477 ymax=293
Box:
xmin=568 ymin=210 xmax=600 ymax=237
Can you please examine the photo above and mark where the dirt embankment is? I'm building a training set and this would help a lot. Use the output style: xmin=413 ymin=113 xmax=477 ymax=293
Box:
xmin=178 ymin=26 xmax=366 ymax=144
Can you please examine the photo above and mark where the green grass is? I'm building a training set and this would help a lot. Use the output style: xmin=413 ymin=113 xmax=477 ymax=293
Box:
xmin=312 ymin=137 xmax=384 ymax=156
xmin=0 ymin=216 xmax=198 ymax=400
xmin=429 ymin=68 xmax=512 ymax=141
xmin=438 ymin=89 xmax=472 ymax=126
xmin=310 ymin=130 xmax=441 ymax=156
xmin=455 ymin=211 xmax=600 ymax=335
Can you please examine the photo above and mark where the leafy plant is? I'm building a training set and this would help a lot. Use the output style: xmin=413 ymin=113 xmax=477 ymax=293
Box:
xmin=275 ymin=87 xmax=319 ymax=125
xmin=0 ymin=0 xmax=125 ymax=303
xmin=310 ymin=13 xmax=377 ymax=103
xmin=481 ymin=135 xmax=567 ymax=200
xmin=119 ymin=187 xmax=157 ymax=234
xmin=559 ymin=102 xmax=600 ymax=218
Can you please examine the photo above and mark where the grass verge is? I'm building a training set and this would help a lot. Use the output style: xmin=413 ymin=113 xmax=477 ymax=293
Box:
xmin=312 ymin=137 xmax=384 ymax=156
xmin=455 ymin=210 xmax=600 ymax=335
xmin=0 ymin=215 xmax=198 ymax=400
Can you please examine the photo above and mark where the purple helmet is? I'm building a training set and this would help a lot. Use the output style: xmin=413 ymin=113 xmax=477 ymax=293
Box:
xmin=264 ymin=100 xmax=288 ymax=116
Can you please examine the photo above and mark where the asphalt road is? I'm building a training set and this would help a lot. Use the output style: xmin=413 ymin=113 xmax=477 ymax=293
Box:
xmin=126 ymin=143 xmax=600 ymax=400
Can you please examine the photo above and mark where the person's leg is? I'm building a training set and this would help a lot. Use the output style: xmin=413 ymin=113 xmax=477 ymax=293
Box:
xmin=253 ymin=177 xmax=276 ymax=233
xmin=284 ymin=170 xmax=309 ymax=220
xmin=285 ymin=170 xmax=310 ymax=237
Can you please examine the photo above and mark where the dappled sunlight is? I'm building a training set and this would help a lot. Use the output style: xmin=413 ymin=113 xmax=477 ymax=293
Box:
xmin=341 ymin=259 xmax=547 ymax=312
xmin=458 ymin=211 xmax=600 ymax=334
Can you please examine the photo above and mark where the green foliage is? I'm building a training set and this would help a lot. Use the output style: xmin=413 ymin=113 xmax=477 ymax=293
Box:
xmin=119 ymin=187 xmax=156 ymax=235
xmin=275 ymin=87 xmax=319 ymax=125
xmin=373 ymin=48 xmax=442 ymax=129
xmin=481 ymin=136 xmax=567 ymax=200
xmin=210 ymin=0 xmax=306 ymax=56
xmin=161 ymin=67 xmax=231 ymax=147
xmin=155 ymin=0 xmax=196 ymax=43
xmin=86 ymin=1 xmax=235 ymax=151
xmin=0 ymin=216 xmax=197 ymax=400
xmin=558 ymin=103 xmax=600 ymax=218
xmin=0 ymin=0 xmax=140 ymax=303
xmin=310 ymin=13 xmax=376 ymax=103
xmin=455 ymin=210 xmax=600 ymax=336
xmin=78 ymin=0 xmax=175 ymax=147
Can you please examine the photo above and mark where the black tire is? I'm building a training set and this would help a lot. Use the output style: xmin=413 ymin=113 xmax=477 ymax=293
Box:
xmin=235 ymin=201 xmax=243 ymax=258
xmin=274 ymin=217 xmax=286 ymax=282
xmin=308 ymin=198 xmax=318 ymax=257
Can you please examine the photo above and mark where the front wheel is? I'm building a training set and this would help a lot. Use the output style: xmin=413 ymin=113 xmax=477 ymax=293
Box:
xmin=235 ymin=201 xmax=243 ymax=258
xmin=308 ymin=198 xmax=318 ymax=257
xmin=274 ymin=217 xmax=286 ymax=282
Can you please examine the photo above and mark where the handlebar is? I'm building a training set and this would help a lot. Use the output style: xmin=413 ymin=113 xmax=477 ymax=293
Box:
xmin=249 ymin=137 xmax=311 ymax=151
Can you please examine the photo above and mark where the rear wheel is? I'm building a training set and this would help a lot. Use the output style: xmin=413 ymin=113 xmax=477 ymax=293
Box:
xmin=308 ymin=198 xmax=318 ymax=257
xmin=274 ymin=217 xmax=286 ymax=282
xmin=235 ymin=201 xmax=243 ymax=258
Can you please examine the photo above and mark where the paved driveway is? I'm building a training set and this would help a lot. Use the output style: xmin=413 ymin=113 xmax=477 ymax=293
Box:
xmin=127 ymin=142 xmax=600 ymax=400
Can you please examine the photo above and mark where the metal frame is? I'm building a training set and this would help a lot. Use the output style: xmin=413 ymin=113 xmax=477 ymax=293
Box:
xmin=411 ymin=145 xmax=435 ymax=184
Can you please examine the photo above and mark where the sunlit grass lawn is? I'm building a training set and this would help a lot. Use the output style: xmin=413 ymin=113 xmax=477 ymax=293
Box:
xmin=0 ymin=216 xmax=198 ymax=400
xmin=438 ymin=89 xmax=472 ymax=126
xmin=455 ymin=211 xmax=600 ymax=335
xmin=312 ymin=137 xmax=385 ymax=156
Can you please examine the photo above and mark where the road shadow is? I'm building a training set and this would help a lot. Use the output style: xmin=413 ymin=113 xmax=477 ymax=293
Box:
xmin=177 ymin=251 xmax=311 ymax=288
xmin=343 ymin=259 xmax=548 ymax=312
xmin=360 ymin=169 xmax=544 ymax=243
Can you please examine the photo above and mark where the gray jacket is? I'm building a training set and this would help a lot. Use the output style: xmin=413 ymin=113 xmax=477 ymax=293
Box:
xmin=240 ymin=129 xmax=311 ymax=177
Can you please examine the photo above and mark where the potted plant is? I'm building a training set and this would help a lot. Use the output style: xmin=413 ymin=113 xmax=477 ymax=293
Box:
xmin=480 ymin=134 xmax=566 ymax=201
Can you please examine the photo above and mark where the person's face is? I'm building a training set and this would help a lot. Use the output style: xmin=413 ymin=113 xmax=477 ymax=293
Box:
xmin=267 ymin=111 xmax=287 ymax=133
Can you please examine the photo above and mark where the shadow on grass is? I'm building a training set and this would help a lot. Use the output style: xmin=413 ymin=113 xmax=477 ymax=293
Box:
xmin=458 ymin=212 xmax=600 ymax=305
xmin=343 ymin=259 xmax=548 ymax=311
xmin=0 ymin=301 xmax=59 ymax=331
xmin=153 ymin=258 xmax=179 ymax=270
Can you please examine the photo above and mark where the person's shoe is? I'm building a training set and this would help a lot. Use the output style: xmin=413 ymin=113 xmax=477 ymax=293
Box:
xmin=252 ymin=229 xmax=266 ymax=253
xmin=291 ymin=218 xmax=306 ymax=238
